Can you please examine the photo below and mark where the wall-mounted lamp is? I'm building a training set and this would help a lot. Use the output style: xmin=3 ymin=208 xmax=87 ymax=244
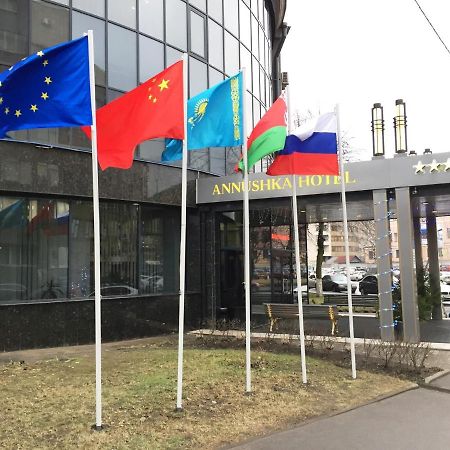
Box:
xmin=393 ymin=99 xmax=407 ymax=154
xmin=409 ymin=150 xmax=417 ymax=155
xmin=371 ymin=103 xmax=385 ymax=157
xmin=424 ymin=148 xmax=432 ymax=155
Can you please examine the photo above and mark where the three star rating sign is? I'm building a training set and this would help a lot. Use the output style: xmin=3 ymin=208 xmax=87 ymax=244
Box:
xmin=148 ymin=77 xmax=170 ymax=104
xmin=413 ymin=158 xmax=450 ymax=174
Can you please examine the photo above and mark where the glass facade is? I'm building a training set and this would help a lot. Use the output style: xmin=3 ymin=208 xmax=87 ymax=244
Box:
xmin=0 ymin=196 xmax=181 ymax=303
xmin=0 ymin=0 xmax=273 ymax=175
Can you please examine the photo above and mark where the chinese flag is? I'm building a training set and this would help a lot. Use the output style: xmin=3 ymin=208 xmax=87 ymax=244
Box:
xmin=84 ymin=61 xmax=184 ymax=170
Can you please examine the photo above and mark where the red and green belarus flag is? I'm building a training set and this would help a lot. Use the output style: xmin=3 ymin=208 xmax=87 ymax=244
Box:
xmin=237 ymin=94 xmax=287 ymax=172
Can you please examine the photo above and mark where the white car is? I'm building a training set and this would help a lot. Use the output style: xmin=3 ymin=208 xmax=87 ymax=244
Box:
xmin=440 ymin=272 xmax=450 ymax=285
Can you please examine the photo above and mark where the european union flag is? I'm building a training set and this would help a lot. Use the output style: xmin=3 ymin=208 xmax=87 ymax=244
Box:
xmin=162 ymin=72 xmax=244 ymax=161
xmin=0 ymin=36 xmax=92 ymax=138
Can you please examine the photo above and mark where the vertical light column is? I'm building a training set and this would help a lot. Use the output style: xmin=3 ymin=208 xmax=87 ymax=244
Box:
xmin=426 ymin=208 xmax=442 ymax=320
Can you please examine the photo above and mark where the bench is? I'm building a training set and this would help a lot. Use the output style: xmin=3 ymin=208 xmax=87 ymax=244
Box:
xmin=323 ymin=294 xmax=378 ymax=312
xmin=264 ymin=303 xmax=338 ymax=335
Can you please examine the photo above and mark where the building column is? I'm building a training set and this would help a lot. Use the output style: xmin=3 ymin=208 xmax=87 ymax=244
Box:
xmin=395 ymin=187 xmax=420 ymax=342
xmin=426 ymin=207 xmax=442 ymax=320
xmin=373 ymin=190 xmax=394 ymax=341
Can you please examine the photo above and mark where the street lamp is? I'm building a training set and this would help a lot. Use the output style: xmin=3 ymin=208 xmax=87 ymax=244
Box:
xmin=393 ymin=99 xmax=407 ymax=154
xmin=371 ymin=103 xmax=385 ymax=157
xmin=424 ymin=148 xmax=432 ymax=155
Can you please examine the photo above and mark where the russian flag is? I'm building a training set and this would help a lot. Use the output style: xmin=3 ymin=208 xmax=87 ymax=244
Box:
xmin=267 ymin=112 xmax=339 ymax=176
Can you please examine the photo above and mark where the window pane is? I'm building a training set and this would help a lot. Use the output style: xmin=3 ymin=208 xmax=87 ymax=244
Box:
xmin=251 ymin=15 xmax=258 ymax=58
xmin=225 ymin=146 xmax=241 ymax=175
xmin=208 ymin=0 xmax=222 ymax=23
xmin=138 ymin=138 xmax=165 ymax=162
xmin=100 ymin=203 xmax=138 ymax=296
xmin=139 ymin=0 xmax=163 ymax=39
xmin=190 ymin=149 xmax=209 ymax=171
xmin=208 ymin=19 xmax=223 ymax=70
xmin=189 ymin=57 xmax=207 ymax=96
xmin=140 ymin=206 xmax=179 ymax=294
xmin=239 ymin=3 xmax=251 ymax=49
xmin=224 ymin=31 xmax=239 ymax=75
xmin=108 ymin=24 xmax=137 ymax=91
xmin=139 ymin=36 xmax=164 ymax=82
xmin=31 ymin=0 xmax=69 ymax=52
xmin=0 ymin=0 xmax=29 ymax=66
xmin=190 ymin=0 xmax=206 ymax=11
xmin=210 ymin=147 xmax=225 ymax=174
xmin=166 ymin=46 xmax=182 ymax=67
xmin=224 ymin=0 xmax=238 ymax=36
xmin=252 ymin=56 xmax=260 ymax=98
xmin=108 ymin=0 xmax=136 ymax=28
xmin=166 ymin=0 xmax=187 ymax=50
xmin=190 ymin=11 xmax=205 ymax=57
xmin=209 ymin=66 xmax=223 ymax=87
xmin=253 ymin=96 xmax=260 ymax=127
xmin=72 ymin=12 xmax=106 ymax=86
xmin=73 ymin=0 xmax=105 ymax=17
xmin=240 ymin=44 xmax=251 ymax=90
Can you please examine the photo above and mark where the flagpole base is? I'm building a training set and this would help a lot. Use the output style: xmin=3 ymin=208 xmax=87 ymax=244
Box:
xmin=175 ymin=407 xmax=184 ymax=412
xmin=245 ymin=391 xmax=253 ymax=396
xmin=91 ymin=424 xmax=105 ymax=432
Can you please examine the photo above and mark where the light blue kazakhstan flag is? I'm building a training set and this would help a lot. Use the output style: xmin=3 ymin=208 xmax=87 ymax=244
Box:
xmin=161 ymin=72 xmax=243 ymax=161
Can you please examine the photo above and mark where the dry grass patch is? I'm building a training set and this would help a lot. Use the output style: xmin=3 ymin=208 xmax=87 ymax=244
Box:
xmin=0 ymin=336 xmax=414 ymax=449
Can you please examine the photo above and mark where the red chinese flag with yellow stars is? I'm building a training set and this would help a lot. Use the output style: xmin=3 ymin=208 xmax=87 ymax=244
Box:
xmin=83 ymin=61 xmax=184 ymax=170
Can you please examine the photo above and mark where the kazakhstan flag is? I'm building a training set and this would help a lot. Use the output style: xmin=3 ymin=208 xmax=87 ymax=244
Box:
xmin=162 ymin=72 xmax=243 ymax=161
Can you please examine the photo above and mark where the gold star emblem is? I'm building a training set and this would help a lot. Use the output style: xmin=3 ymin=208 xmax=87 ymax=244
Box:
xmin=30 ymin=104 xmax=38 ymax=112
xmin=441 ymin=158 xmax=450 ymax=172
xmin=15 ymin=110 xmax=21 ymax=117
xmin=0 ymin=97 xmax=3 ymax=105
xmin=44 ymin=76 xmax=52 ymax=85
xmin=428 ymin=159 xmax=440 ymax=173
xmin=4 ymin=107 xmax=9 ymax=115
xmin=41 ymin=92 xmax=49 ymax=100
xmin=158 ymin=79 xmax=169 ymax=91
xmin=148 ymin=93 xmax=153 ymax=100
xmin=42 ymin=60 xmax=49 ymax=67
xmin=413 ymin=161 xmax=426 ymax=174
xmin=153 ymin=98 xmax=157 ymax=103
xmin=37 ymin=50 xmax=44 ymax=57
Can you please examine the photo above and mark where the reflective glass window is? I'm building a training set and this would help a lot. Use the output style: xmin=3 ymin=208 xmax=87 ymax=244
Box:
xmin=239 ymin=3 xmax=251 ymax=50
xmin=140 ymin=206 xmax=179 ymax=294
xmin=108 ymin=0 xmax=136 ymax=28
xmin=253 ymin=96 xmax=260 ymax=127
xmin=245 ymin=90 xmax=252 ymax=137
xmin=166 ymin=0 xmax=187 ymax=50
xmin=208 ymin=0 xmax=222 ymax=23
xmin=100 ymin=203 xmax=138 ymax=296
xmin=225 ymin=146 xmax=241 ymax=175
xmin=190 ymin=10 xmax=205 ymax=57
xmin=139 ymin=36 xmax=164 ymax=82
xmin=223 ymin=0 xmax=238 ymax=36
xmin=190 ymin=149 xmax=210 ymax=171
xmin=251 ymin=15 xmax=258 ymax=58
xmin=108 ymin=24 xmax=137 ymax=91
xmin=139 ymin=0 xmax=163 ymax=40
xmin=224 ymin=31 xmax=239 ymax=75
xmin=209 ymin=66 xmax=223 ymax=87
xmin=73 ymin=0 xmax=105 ymax=17
xmin=0 ymin=0 xmax=28 ymax=66
xmin=240 ymin=44 xmax=251 ymax=91
xmin=210 ymin=147 xmax=225 ymax=174
xmin=166 ymin=46 xmax=182 ymax=67
xmin=189 ymin=57 xmax=207 ymax=96
xmin=252 ymin=57 xmax=260 ymax=98
xmin=208 ymin=19 xmax=223 ymax=70
xmin=258 ymin=0 xmax=264 ymax=21
xmin=31 ymin=0 xmax=69 ymax=52
xmin=259 ymin=26 xmax=265 ymax=68
xmin=138 ymin=139 xmax=165 ymax=162
xmin=72 ymin=12 xmax=106 ymax=86
xmin=190 ymin=0 xmax=206 ymax=11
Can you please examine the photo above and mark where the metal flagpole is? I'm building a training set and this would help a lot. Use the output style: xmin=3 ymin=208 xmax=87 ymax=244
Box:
xmin=176 ymin=53 xmax=189 ymax=410
xmin=241 ymin=67 xmax=252 ymax=394
xmin=336 ymin=103 xmax=357 ymax=379
xmin=285 ymin=86 xmax=307 ymax=384
xmin=87 ymin=30 xmax=103 ymax=429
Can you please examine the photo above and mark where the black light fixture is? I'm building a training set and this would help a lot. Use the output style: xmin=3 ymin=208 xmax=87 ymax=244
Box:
xmin=424 ymin=148 xmax=432 ymax=155
xmin=371 ymin=103 xmax=385 ymax=157
xmin=393 ymin=99 xmax=407 ymax=154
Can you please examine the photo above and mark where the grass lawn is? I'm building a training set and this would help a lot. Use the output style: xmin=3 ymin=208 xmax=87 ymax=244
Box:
xmin=0 ymin=335 xmax=414 ymax=449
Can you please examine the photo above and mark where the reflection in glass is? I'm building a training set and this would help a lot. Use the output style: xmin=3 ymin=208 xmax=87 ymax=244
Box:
xmin=73 ymin=0 xmax=105 ymax=17
xmin=108 ymin=24 xmax=137 ymax=91
xmin=189 ymin=57 xmax=207 ymax=97
xmin=223 ymin=0 xmax=239 ymax=36
xmin=224 ymin=31 xmax=239 ymax=76
xmin=190 ymin=10 xmax=205 ymax=57
xmin=251 ymin=15 xmax=259 ymax=58
xmin=139 ymin=36 xmax=164 ymax=82
xmin=108 ymin=0 xmax=136 ymax=28
xmin=210 ymin=147 xmax=226 ymax=175
xmin=0 ymin=0 xmax=28 ymax=66
xmin=209 ymin=67 xmax=223 ymax=87
xmin=166 ymin=46 xmax=183 ymax=67
xmin=190 ymin=149 xmax=209 ymax=171
xmin=239 ymin=3 xmax=251 ymax=49
xmin=138 ymin=139 xmax=165 ymax=162
xmin=165 ymin=0 xmax=187 ymax=51
xmin=252 ymin=56 xmax=260 ymax=99
xmin=208 ymin=19 xmax=223 ymax=70
xmin=240 ymin=45 xmax=252 ymax=91
xmin=72 ymin=11 xmax=106 ymax=86
xmin=139 ymin=0 xmax=163 ymax=39
xmin=208 ymin=0 xmax=222 ymax=23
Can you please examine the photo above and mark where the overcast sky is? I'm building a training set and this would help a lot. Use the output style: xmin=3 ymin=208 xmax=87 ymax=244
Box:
xmin=282 ymin=0 xmax=450 ymax=160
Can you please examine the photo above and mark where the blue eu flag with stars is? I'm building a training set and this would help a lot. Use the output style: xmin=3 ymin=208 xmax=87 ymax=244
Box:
xmin=0 ymin=36 xmax=92 ymax=138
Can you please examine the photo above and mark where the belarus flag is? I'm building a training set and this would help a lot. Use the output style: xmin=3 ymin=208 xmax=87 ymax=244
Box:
xmin=267 ymin=112 xmax=339 ymax=176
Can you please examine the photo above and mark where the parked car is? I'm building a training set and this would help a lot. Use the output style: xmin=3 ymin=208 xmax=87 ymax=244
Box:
xmin=90 ymin=284 xmax=138 ymax=297
xmin=322 ymin=274 xmax=356 ymax=293
xmin=359 ymin=274 xmax=399 ymax=295
xmin=440 ymin=271 xmax=450 ymax=285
